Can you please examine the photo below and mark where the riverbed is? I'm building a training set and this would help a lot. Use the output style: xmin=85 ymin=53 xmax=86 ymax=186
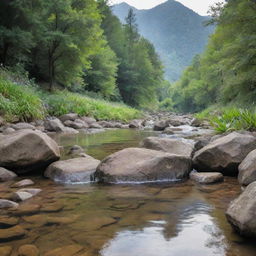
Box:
xmin=1 ymin=129 xmax=256 ymax=256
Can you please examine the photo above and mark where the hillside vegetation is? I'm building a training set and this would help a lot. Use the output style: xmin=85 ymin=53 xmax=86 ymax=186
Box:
xmin=0 ymin=0 xmax=166 ymax=109
xmin=0 ymin=68 xmax=140 ymax=122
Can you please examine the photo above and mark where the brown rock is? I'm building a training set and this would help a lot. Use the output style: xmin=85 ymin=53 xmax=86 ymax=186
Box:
xmin=18 ymin=244 xmax=39 ymax=256
xmin=0 ymin=225 xmax=26 ymax=241
xmin=44 ymin=244 xmax=83 ymax=256
xmin=0 ymin=246 xmax=12 ymax=256
xmin=0 ymin=216 xmax=19 ymax=227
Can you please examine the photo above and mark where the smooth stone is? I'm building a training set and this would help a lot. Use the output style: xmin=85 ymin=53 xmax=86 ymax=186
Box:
xmin=0 ymin=130 xmax=60 ymax=174
xmin=11 ymin=179 xmax=34 ymax=188
xmin=18 ymin=244 xmax=39 ymax=256
xmin=129 ymin=120 xmax=142 ymax=129
xmin=89 ymin=123 xmax=102 ymax=129
xmin=94 ymin=147 xmax=192 ymax=183
xmin=238 ymin=149 xmax=256 ymax=186
xmin=193 ymin=132 xmax=256 ymax=175
xmin=44 ymin=118 xmax=65 ymax=132
xmin=0 ymin=199 xmax=18 ymax=209
xmin=0 ymin=216 xmax=19 ymax=227
xmin=226 ymin=181 xmax=256 ymax=237
xmin=12 ymin=191 xmax=34 ymax=202
xmin=0 ymin=246 xmax=12 ymax=256
xmin=189 ymin=171 xmax=224 ymax=184
xmin=44 ymin=244 xmax=83 ymax=256
xmin=3 ymin=128 xmax=15 ymax=135
xmin=141 ymin=137 xmax=194 ymax=157
xmin=18 ymin=188 xmax=42 ymax=196
xmin=11 ymin=123 xmax=35 ymax=130
xmin=153 ymin=120 xmax=169 ymax=131
xmin=0 ymin=167 xmax=17 ymax=182
xmin=45 ymin=157 xmax=100 ymax=184
xmin=0 ymin=225 xmax=26 ymax=242
xmin=59 ymin=113 xmax=79 ymax=122
xmin=81 ymin=116 xmax=96 ymax=124
xmin=62 ymin=127 xmax=79 ymax=134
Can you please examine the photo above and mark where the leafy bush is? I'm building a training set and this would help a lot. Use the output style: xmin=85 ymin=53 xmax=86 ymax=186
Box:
xmin=43 ymin=91 xmax=141 ymax=122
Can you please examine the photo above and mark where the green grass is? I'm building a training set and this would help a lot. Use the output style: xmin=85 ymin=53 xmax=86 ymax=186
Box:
xmin=0 ymin=68 xmax=141 ymax=122
xmin=196 ymin=106 xmax=256 ymax=133
xmin=0 ymin=76 xmax=45 ymax=122
xmin=43 ymin=91 xmax=141 ymax=122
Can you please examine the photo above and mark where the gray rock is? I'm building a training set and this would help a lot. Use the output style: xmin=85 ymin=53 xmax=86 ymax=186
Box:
xmin=18 ymin=188 xmax=42 ymax=196
xmin=0 ymin=199 xmax=18 ymax=209
xmin=238 ymin=149 xmax=256 ymax=186
xmin=153 ymin=120 xmax=169 ymax=131
xmin=68 ymin=145 xmax=85 ymax=156
xmin=0 ymin=168 xmax=17 ymax=182
xmin=59 ymin=113 xmax=79 ymax=122
xmin=98 ymin=121 xmax=116 ymax=128
xmin=3 ymin=127 xmax=15 ymax=135
xmin=0 ymin=130 xmax=60 ymax=173
xmin=11 ymin=123 xmax=35 ymax=130
xmin=62 ymin=127 xmax=79 ymax=134
xmin=129 ymin=120 xmax=142 ymax=129
xmin=141 ymin=137 xmax=194 ymax=158
xmin=226 ymin=181 xmax=256 ymax=237
xmin=64 ymin=120 xmax=86 ymax=129
xmin=11 ymin=179 xmax=34 ymax=188
xmin=189 ymin=171 xmax=224 ymax=184
xmin=89 ymin=122 xmax=102 ymax=129
xmin=81 ymin=116 xmax=96 ymax=124
xmin=44 ymin=118 xmax=65 ymax=132
xmin=12 ymin=191 xmax=33 ymax=202
xmin=193 ymin=132 xmax=256 ymax=175
xmin=94 ymin=147 xmax=192 ymax=183
xmin=45 ymin=157 xmax=100 ymax=184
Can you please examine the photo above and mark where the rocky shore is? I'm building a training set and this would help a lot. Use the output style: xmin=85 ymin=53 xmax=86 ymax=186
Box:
xmin=1 ymin=112 xmax=256 ymax=254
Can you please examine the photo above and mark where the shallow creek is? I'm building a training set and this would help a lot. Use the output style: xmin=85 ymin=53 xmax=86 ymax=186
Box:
xmin=1 ymin=129 xmax=256 ymax=256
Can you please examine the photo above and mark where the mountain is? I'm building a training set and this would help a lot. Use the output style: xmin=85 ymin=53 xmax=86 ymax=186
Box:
xmin=111 ymin=0 xmax=214 ymax=81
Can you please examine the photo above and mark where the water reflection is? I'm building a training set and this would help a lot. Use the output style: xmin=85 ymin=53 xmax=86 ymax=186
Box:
xmin=101 ymin=204 xmax=226 ymax=256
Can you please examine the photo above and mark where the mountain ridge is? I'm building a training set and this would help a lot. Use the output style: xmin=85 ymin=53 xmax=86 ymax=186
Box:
xmin=111 ymin=0 xmax=214 ymax=81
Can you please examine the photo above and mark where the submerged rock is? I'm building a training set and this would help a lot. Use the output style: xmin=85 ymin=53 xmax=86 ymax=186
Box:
xmin=189 ymin=171 xmax=223 ymax=184
xmin=0 ymin=216 xmax=19 ymax=228
xmin=0 ymin=130 xmax=60 ymax=173
xmin=0 ymin=167 xmax=17 ymax=182
xmin=141 ymin=137 xmax=194 ymax=158
xmin=94 ymin=147 xmax=192 ymax=183
xmin=0 ymin=225 xmax=26 ymax=242
xmin=44 ymin=244 xmax=83 ymax=256
xmin=0 ymin=246 xmax=12 ymax=256
xmin=18 ymin=244 xmax=39 ymax=256
xmin=45 ymin=157 xmax=100 ymax=183
xmin=238 ymin=149 xmax=256 ymax=186
xmin=193 ymin=132 xmax=256 ymax=175
xmin=226 ymin=181 xmax=256 ymax=237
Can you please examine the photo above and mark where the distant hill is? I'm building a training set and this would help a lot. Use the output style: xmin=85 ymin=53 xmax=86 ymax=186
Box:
xmin=112 ymin=0 xmax=214 ymax=81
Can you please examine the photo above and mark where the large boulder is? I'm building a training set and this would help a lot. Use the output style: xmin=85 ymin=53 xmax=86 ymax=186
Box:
xmin=193 ymin=132 xmax=256 ymax=175
xmin=0 ymin=130 xmax=60 ymax=173
xmin=226 ymin=181 xmax=256 ymax=237
xmin=93 ymin=147 xmax=192 ymax=183
xmin=45 ymin=157 xmax=100 ymax=183
xmin=238 ymin=149 xmax=256 ymax=186
xmin=141 ymin=137 xmax=194 ymax=158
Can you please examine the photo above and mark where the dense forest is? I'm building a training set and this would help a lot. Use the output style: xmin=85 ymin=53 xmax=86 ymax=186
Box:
xmin=0 ymin=0 xmax=166 ymax=109
xmin=170 ymin=0 xmax=256 ymax=113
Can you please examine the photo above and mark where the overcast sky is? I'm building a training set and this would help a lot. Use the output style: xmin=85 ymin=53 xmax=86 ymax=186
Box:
xmin=110 ymin=0 xmax=219 ymax=15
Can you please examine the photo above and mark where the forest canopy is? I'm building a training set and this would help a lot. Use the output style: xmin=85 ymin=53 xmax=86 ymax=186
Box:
xmin=0 ymin=0 xmax=166 ymax=108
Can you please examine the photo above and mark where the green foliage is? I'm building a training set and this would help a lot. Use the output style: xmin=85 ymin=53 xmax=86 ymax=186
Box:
xmin=44 ymin=91 xmax=140 ymax=121
xmin=171 ymin=0 xmax=256 ymax=113
xmin=159 ymin=98 xmax=173 ymax=111
xmin=0 ymin=73 xmax=45 ymax=121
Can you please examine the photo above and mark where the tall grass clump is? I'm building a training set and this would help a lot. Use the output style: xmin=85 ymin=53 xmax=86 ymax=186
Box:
xmin=0 ymin=76 xmax=45 ymax=122
xmin=43 ymin=91 xmax=141 ymax=122
xmin=208 ymin=108 xmax=256 ymax=133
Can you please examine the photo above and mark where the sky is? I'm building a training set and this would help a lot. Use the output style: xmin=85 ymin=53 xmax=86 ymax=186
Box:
xmin=109 ymin=0 xmax=219 ymax=15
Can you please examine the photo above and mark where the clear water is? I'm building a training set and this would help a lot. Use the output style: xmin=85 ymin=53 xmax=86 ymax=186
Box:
xmin=0 ymin=129 xmax=255 ymax=256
